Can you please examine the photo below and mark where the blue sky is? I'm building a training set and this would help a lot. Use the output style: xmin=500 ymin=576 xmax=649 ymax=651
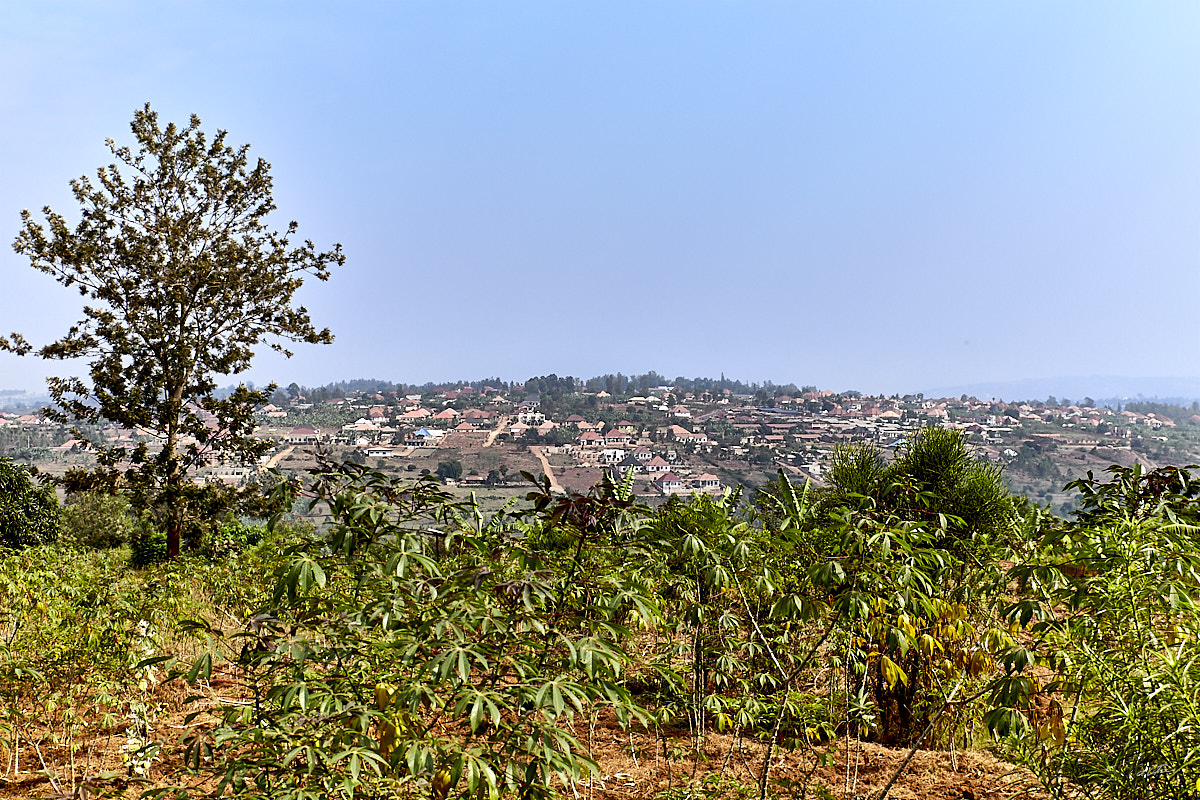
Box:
xmin=2 ymin=1 xmax=1197 ymax=397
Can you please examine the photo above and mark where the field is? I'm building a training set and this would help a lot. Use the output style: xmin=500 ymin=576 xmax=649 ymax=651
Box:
xmin=3 ymin=425 xmax=1200 ymax=799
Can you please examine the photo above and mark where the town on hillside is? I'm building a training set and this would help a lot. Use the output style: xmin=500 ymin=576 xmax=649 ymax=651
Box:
xmin=4 ymin=376 xmax=1199 ymax=516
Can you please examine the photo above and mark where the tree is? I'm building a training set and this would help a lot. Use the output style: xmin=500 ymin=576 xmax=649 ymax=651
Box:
xmin=0 ymin=458 xmax=61 ymax=549
xmin=3 ymin=105 xmax=343 ymax=557
xmin=436 ymin=459 xmax=463 ymax=481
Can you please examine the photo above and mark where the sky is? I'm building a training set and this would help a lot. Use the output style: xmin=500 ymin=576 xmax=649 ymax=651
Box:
xmin=1 ymin=1 xmax=1197 ymax=398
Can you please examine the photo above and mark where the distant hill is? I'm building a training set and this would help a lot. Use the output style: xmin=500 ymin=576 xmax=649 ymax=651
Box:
xmin=923 ymin=376 xmax=1200 ymax=405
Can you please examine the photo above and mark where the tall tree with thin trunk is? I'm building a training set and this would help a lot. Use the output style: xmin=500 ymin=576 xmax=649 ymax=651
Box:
xmin=3 ymin=104 xmax=342 ymax=557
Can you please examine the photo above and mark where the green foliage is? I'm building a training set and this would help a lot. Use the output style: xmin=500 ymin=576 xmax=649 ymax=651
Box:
xmin=61 ymin=490 xmax=133 ymax=549
xmin=128 ymin=514 xmax=169 ymax=568
xmin=0 ymin=458 xmax=60 ymax=548
xmin=4 ymin=104 xmax=343 ymax=557
xmin=201 ymin=517 xmax=266 ymax=560
xmin=10 ymin=446 xmax=1200 ymax=799
xmin=436 ymin=458 xmax=464 ymax=480
xmin=827 ymin=442 xmax=887 ymax=499
xmin=178 ymin=461 xmax=655 ymax=800
xmin=0 ymin=539 xmax=285 ymax=793
xmin=999 ymin=464 xmax=1200 ymax=798
xmin=760 ymin=453 xmax=1021 ymax=746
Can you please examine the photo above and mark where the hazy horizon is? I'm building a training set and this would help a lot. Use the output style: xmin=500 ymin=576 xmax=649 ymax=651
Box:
xmin=3 ymin=371 xmax=1199 ymax=409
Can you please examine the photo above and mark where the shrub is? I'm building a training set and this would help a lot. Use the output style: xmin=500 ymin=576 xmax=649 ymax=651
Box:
xmin=61 ymin=491 xmax=133 ymax=549
xmin=179 ymin=463 xmax=653 ymax=800
xmin=0 ymin=458 xmax=61 ymax=548
xmin=128 ymin=515 xmax=168 ymax=567
xmin=999 ymin=465 xmax=1200 ymax=797
xmin=200 ymin=517 xmax=265 ymax=560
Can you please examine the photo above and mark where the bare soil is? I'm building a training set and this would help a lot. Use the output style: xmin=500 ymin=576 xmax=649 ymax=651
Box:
xmin=0 ymin=685 xmax=1047 ymax=800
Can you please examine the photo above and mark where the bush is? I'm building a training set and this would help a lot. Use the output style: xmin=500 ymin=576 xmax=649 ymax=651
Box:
xmin=201 ymin=517 xmax=265 ymax=560
xmin=0 ymin=458 xmax=61 ymax=548
xmin=61 ymin=491 xmax=133 ymax=549
xmin=1000 ymin=465 xmax=1200 ymax=797
xmin=436 ymin=458 xmax=463 ymax=480
xmin=179 ymin=463 xmax=651 ymax=800
xmin=128 ymin=515 xmax=168 ymax=568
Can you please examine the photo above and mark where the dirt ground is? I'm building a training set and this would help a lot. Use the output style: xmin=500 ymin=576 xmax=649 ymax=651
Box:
xmin=0 ymin=691 xmax=1047 ymax=800
xmin=566 ymin=714 xmax=1046 ymax=800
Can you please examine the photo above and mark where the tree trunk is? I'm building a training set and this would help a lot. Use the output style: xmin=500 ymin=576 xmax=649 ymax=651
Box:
xmin=165 ymin=388 xmax=183 ymax=559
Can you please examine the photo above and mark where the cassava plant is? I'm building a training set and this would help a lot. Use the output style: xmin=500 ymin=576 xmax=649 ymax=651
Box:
xmin=998 ymin=465 xmax=1200 ymax=799
xmin=174 ymin=460 xmax=657 ymax=800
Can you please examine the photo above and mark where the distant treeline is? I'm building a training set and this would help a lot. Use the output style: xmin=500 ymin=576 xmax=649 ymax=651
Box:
xmin=1121 ymin=400 xmax=1200 ymax=424
xmin=579 ymin=371 xmax=810 ymax=397
xmin=250 ymin=374 xmax=1200 ymax=415
xmin=265 ymin=372 xmax=816 ymax=402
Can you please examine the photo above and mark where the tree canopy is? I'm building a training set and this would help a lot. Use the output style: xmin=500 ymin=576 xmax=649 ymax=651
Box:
xmin=3 ymin=104 xmax=343 ymax=556
xmin=0 ymin=458 xmax=61 ymax=549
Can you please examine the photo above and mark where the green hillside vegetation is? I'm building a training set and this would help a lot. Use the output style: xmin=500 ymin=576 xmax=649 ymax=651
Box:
xmin=1 ymin=452 xmax=1199 ymax=799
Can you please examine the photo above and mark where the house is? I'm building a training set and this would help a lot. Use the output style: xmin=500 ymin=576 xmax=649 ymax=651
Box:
xmin=577 ymin=431 xmax=603 ymax=448
xmin=631 ymin=446 xmax=653 ymax=462
xmin=668 ymin=425 xmax=708 ymax=445
xmin=404 ymin=428 xmax=444 ymax=447
xmin=693 ymin=473 xmax=722 ymax=492
xmin=599 ymin=447 xmax=627 ymax=464
xmin=366 ymin=446 xmax=396 ymax=458
xmin=565 ymin=414 xmax=586 ymax=427
xmin=644 ymin=456 xmax=671 ymax=473
xmin=462 ymin=409 xmax=495 ymax=427
xmin=342 ymin=418 xmax=381 ymax=434
xmin=654 ymin=472 xmax=685 ymax=495
xmin=286 ymin=426 xmax=319 ymax=444
xmin=603 ymin=429 xmax=632 ymax=447
xmin=206 ymin=464 xmax=254 ymax=486
xmin=614 ymin=454 xmax=645 ymax=473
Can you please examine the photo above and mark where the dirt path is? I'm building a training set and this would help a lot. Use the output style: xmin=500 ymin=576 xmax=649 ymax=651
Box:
xmin=264 ymin=444 xmax=296 ymax=468
xmin=530 ymin=446 xmax=563 ymax=493
xmin=484 ymin=415 xmax=509 ymax=447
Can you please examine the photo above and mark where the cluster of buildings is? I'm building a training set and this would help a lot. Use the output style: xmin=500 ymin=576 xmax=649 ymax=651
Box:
xmin=8 ymin=380 xmax=1196 ymax=497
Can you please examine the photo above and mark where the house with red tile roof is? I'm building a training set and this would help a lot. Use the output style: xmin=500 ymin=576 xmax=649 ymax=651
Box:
xmin=286 ymin=426 xmax=320 ymax=444
xmin=654 ymin=472 xmax=685 ymax=495
xmin=603 ymin=429 xmax=631 ymax=447
xmin=577 ymin=431 xmax=603 ymax=447
xmin=645 ymin=456 xmax=671 ymax=473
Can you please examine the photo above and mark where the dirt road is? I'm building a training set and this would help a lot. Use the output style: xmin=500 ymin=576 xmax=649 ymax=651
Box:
xmin=530 ymin=446 xmax=563 ymax=493
xmin=265 ymin=445 xmax=296 ymax=468
xmin=484 ymin=415 xmax=509 ymax=447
